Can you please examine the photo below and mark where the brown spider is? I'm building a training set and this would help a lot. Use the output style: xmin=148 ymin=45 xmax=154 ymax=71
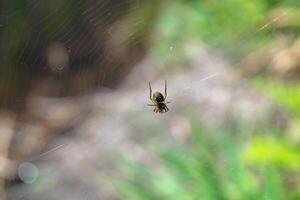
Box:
xmin=148 ymin=80 xmax=170 ymax=113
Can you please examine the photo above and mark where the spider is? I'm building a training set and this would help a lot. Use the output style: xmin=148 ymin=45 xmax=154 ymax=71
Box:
xmin=148 ymin=80 xmax=170 ymax=113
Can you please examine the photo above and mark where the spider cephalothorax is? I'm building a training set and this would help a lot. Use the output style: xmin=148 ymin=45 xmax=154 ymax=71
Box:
xmin=148 ymin=81 xmax=170 ymax=113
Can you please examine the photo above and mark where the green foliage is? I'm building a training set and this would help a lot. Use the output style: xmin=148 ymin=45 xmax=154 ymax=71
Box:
xmin=245 ymin=136 xmax=300 ymax=169
xmin=253 ymin=79 xmax=300 ymax=118
xmin=113 ymin=117 xmax=292 ymax=200
xmin=152 ymin=0 xmax=300 ymax=67
xmin=153 ymin=0 xmax=269 ymax=64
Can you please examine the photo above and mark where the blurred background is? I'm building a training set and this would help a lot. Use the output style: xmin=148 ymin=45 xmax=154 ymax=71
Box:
xmin=0 ymin=0 xmax=300 ymax=199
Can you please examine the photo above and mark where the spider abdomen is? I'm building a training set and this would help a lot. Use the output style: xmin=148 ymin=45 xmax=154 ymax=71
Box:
xmin=153 ymin=92 xmax=165 ymax=102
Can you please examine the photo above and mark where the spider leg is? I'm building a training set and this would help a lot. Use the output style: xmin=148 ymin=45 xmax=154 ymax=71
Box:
xmin=165 ymin=105 xmax=169 ymax=112
xmin=148 ymin=82 xmax=157 ymax=106
xmin=149 ymin=81 xmax=152 ymax=100
xmin=147 ymin=104 xmax=155 ymax=106
xmin=164 ymin=80 xmax=167 ymax=99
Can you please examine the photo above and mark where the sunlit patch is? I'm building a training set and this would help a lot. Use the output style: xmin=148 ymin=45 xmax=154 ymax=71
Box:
xmin=18 ymin=162 xmax=39 ymax=184
xmin=46 ymin=42 xmax=69 ymax=73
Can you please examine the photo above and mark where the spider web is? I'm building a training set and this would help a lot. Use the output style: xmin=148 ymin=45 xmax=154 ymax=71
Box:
xmin=0 ymin=1 xmax=147 ymax=200
xmin=0 ymin=0 xmax=294 ymax=200
xmin=0 ymin=0 xmax=146 ymax=108
xmin=164 ymin=10 xmax=288 ymax=101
